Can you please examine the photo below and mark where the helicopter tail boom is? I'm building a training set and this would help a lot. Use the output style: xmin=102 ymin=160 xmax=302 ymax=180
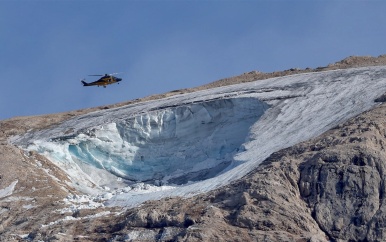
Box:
xmin=81 ymin=80 xmax=90 ymax=86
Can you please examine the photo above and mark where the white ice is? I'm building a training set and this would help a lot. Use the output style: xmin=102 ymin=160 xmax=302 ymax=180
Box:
xmin=12 ymin=66 xmax=386 ymax=207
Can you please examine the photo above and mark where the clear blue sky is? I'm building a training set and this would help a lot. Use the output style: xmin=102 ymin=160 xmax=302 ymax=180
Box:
xmin=1 ymin=0 xmax=386 ymax=120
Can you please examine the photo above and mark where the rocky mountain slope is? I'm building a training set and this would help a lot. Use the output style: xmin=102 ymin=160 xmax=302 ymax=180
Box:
xmin=2 ymin=55 xmax=386 ymax=241
xmin=16 ymin=102 xmax=386 ymax=242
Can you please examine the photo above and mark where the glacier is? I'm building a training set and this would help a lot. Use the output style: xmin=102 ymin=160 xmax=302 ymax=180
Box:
xmin=62 ymin=98 xmax=268 ymax=185
xmin=12 ymin=66 xmax=386 ymax=207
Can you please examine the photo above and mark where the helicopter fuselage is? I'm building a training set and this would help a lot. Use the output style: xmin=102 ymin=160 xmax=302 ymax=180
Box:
xmin=81 ymin=74 xmax=122 ymax=88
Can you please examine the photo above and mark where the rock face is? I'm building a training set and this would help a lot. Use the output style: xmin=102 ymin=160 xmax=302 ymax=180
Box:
xmin=296 ymin=108 xmax=386 ymax=241
xmin=2 ymin=56 xmax=386 ymax=241
xmin=21 ymin=102 xmax=386 ymax=242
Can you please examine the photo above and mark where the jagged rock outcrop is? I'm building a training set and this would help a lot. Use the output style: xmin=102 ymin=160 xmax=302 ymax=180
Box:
xmin=295 ymin=107 xmax=386 ymax=241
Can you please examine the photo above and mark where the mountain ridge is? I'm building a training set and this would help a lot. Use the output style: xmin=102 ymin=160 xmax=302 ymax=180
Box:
xmin=2 ymin=55 xmax=386 ymax=241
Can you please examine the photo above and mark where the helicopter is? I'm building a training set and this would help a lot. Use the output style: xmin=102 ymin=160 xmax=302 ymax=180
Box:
xmin=81 ymin=73 xmax=122 ymax=88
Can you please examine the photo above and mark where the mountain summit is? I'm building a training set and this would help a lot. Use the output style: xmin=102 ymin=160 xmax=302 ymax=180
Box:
xmin=2 ymin=55 xmax=386 ymax=241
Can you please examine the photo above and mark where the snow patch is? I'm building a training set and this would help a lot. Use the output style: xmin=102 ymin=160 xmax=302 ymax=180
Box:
xmin=0 ymin=180 xmax=18 ymax=198
xmin=42 ymin=211 xmax=112 ymax=228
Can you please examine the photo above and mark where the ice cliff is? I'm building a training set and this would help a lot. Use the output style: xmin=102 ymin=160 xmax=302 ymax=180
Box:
xmin=56 ymin=98 xmax=267 ymax=184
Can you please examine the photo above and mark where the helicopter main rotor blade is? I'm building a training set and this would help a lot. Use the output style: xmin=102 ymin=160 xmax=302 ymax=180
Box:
xmin=108 ymin=72 xmax=123 ymax=76
xmin=88 ymin=72 xmax=122 ymax=77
